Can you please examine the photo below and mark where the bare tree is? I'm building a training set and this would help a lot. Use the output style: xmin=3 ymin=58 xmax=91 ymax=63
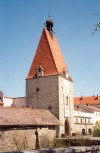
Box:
xmin=92 ymin=13 xmax=100 ymax=35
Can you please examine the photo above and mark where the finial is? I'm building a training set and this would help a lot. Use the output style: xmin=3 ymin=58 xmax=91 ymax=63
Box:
xmin=45 ymin=14 xmax=54 ymax=32
xmin=48 ymin=13 xmax=51 ymax=18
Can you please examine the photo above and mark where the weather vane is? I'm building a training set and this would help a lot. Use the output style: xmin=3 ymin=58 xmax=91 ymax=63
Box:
xmin=45 ymin=13 xmax=54 ymax=32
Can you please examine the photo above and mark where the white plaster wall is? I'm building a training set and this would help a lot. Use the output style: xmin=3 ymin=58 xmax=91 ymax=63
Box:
xmin=73 ymin=109 xmax=100 ymax=134
xmin=58 ymin=75 xmax=74 ymax=135
xmin=91 ymin=111 xmax=100 ymax=124
xmin=74 ymin=110 xmax=93 ymax=118
xmin=74 ymin=123 xmax=93 ymax=134
xmin=74 ymin=110 xmax=100 ymax=126
xmin=3 ymin=97 xmax=13 ymax=107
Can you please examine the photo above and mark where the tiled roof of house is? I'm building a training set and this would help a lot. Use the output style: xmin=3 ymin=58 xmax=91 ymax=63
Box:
xmin=74 ymin=105 xmax=94 ymax=113
xmin=86 ymin=105 xmax=100 ymax=112
xmin=0 ymin=107 xmax=61 ymax=127
xmin=74 ymin=96 xmax=100 ymax=106
xmin=26 ymin=28 xmax=72 ymax=81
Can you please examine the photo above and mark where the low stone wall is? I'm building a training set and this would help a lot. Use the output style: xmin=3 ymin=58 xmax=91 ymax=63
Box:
xmin=0 ymin=127 xmax=56 ymax=152
xmin=2 ymin=146 xmax=100 ymax=153
xmin=54 ymin=137 xmax=100 ymax=146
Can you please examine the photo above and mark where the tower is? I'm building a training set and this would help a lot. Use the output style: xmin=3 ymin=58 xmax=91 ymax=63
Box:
xmin=26 ymin=18 xmax=74 ymax=136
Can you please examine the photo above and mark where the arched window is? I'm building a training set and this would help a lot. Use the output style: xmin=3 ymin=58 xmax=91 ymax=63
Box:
xmin=38 ymin=67 xmax=41 ymax=72
xmin=82 ymin=129 xmax=85 ymax=135
xmin=65 ymin=119 xmax=70 ymax=135
xmin=88 ymin=128 xmax=92 ymax=135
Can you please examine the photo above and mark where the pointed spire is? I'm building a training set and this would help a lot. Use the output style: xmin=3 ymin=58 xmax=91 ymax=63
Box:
xmin=26 ymin=24 xmax=72 ymax=81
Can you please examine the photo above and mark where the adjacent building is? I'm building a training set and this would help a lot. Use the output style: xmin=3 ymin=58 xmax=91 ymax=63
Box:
xmin=0 ymin=107 xmax=60 ymax=151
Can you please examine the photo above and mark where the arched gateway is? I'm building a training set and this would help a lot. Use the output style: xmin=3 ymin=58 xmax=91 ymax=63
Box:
xmin=65 ymin=119 xmax=70 ymax=135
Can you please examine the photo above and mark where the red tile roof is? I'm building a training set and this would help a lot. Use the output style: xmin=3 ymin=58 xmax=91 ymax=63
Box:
xmin=87 ymin=105 xmax=100 ymax=112
xmin=26 ymin=28 xmax=72 ymax=81
xmin=74 ymin=96 xmax=100 ymax=106
xmin=74 ymin=105 xmax=94 ymax=113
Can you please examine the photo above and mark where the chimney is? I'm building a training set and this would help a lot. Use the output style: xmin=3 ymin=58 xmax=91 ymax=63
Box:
xmin=80 ymin=95 xmax=83 ymax=100
xmin=97 ymin=94 xmax=98 ymax=99
xmin=94 ymin=94 xmax=98 ymax=100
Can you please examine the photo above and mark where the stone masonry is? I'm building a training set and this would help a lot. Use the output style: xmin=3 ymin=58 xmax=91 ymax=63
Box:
xmin=26 ymin=74 xmax=74 ymax=137
xmin=26 ymin=22 xmax=75 ymax=137
xmin=0 ymin=127 xmax=56 ymax=152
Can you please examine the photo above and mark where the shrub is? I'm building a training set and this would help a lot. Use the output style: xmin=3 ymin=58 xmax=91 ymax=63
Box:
xmin=39 ymin=134 xmax=54 ymax=148
xmin=93 ymin=121 xmax=100 ymax=137
xmin=12 ymin=130 xmax=29 ymax=150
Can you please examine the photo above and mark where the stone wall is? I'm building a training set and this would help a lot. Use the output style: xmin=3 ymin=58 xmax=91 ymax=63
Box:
xmin=26 ymin=75 xmax=59 ymax=119
xmin=0 ymin=127 xmax=56 ymax=152
xmin=2 ymin=146 xmax=100 ymax=153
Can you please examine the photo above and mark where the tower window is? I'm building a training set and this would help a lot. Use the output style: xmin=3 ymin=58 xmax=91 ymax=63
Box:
xmin=76 ymin=118 xmax=78 ymax=123
xmin=37 ymin=66 xmax=43 ymax=77
xmin=39 ymin=67 xmax=41 ymax=72
xmin=66 ymin=96 xmax=68 ymax=105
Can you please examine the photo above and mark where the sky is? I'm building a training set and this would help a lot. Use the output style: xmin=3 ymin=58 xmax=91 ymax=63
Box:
xmin=0 ymin=0 xmax=100 ymax=97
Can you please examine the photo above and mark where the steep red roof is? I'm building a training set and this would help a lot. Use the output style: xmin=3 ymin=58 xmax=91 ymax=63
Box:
xmin=26 ymin=28 xmax=72 ymax=81
xmin=74 ymin=96 xmax=100 ymax=106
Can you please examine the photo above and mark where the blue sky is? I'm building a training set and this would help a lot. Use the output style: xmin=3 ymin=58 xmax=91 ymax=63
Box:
xmin=0 ymin=0 xmax=100 ymax=97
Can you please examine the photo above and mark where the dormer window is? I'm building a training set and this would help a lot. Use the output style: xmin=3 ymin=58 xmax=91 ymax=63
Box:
xmin=37 ymin=66 xmax=43 ymax=77
xmin=39 ymin=67 xmax=41 ymax=72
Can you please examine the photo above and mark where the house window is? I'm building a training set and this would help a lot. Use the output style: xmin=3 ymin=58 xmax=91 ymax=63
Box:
xmin=76 ymin=118 xmax=78 ymax=123
xmin=82 ymin=129 xmax=85 ymax=135
xmin=66 ymin=96 xmax=68 ymax=105
xmin=81 ymin=119 xmax=82 ymax=123
xmin=88 ymin=119 xmax=90 ymax=123
xmin=85 ymin=119 xmax=86 ymax=123
xmin=88 ymin=128 xmax=92 ymax=135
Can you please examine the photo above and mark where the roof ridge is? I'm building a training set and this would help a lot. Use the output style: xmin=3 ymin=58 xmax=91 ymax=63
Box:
xmin=44 ymin=29 xmax=58 ymax=73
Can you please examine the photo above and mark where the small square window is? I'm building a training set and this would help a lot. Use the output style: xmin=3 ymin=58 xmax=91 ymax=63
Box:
xmin=88 ymin=119 xmax=90 ymax=123
xmin=76 ymin=118 xmax=78 ymax=123
xmin=66 ymin=96 xmax=68 ymax=105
